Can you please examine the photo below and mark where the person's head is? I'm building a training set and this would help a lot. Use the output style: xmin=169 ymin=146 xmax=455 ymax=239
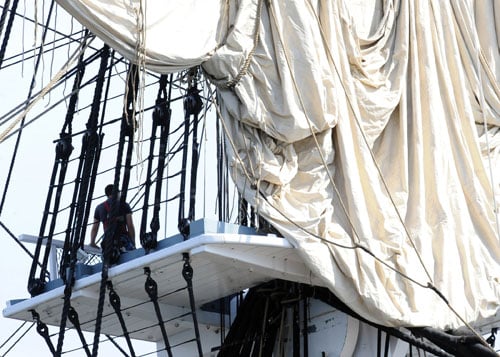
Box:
xmin=105 ymin=184 xmax=114 ymax=198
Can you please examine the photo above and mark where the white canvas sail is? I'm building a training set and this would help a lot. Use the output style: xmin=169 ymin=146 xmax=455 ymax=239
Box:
xmin=55 ymin=0 xmax=500 ymax=330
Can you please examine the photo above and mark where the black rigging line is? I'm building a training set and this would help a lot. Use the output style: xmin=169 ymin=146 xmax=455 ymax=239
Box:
xmin=107 ymin=281 xmax=137 ymax=357
xmin=91 ymin=63 xmax=138 ymax=357
xmin=31 ymin=309 xmax=56 ymax=356
xmin=67 ymin=306 xmax=92 ymax=357
xmin=0 ymin=220 xmax=41 ymax=266
xmin=55 ymin=44 xmax=110 ymax=357
xmin=0 ymin=0 xmax=11 ymax=40
xmin=178 ymin=68 xmax=203 ymax=238
xmin=144 ymin=267 xmax=172 ymax=357
xmin=0 ymin=321 xmax=34 ymax=356
xmin=1 ymin=29 xmax=87 ymax=69
xmin=0 ymin=321 xmax=27 ymax=350
xmin=105 ymin=334 xmax=130 ymax=357
xmin=0 ymin=46 xmax=102 ymax=129
xmin=0 ymin=3 xmax=102 ymax=59
xmin=29 ymin=43 xmax=91 ymax=296
xmin=140 ymin=74 xmax=172 ymax=252
xmin=182 ymin=253 xmax=203 ymax=356
xmin=0 ymin=0 xmax=18 ymax=67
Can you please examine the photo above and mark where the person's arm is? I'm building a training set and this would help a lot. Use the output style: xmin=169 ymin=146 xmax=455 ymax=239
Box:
xmin=90 ymin=219 xmax=100 ymax=248
xmin=125 ymin=213 xmax=136 ymax=247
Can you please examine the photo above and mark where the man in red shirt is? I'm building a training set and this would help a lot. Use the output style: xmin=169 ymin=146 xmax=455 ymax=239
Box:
xmin=89 ymin=184 xmax=136 ymax=251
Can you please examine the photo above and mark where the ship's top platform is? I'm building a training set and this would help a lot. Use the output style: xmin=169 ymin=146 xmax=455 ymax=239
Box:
xmin=3 ymin=220 xmax=323 ymax=343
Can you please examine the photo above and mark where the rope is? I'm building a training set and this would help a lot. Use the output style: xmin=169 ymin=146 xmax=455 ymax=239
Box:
xmin=0 ymin=322 xmax=34 ymax=356
xmin=92 ymin=63 xmax=139 ymax=357
xmin=139 ymin=74 xmax=170 ymax=252
xmin=182 ymin=253 xmax=203 ymax=357
xmin=0 ymin=33 xmax=94 ymax=143
xmin=0 ymin=0 xmax=18 ymax=67
xmin=105 ymin=334 xmax=130 ymax=357
xmin=31 ymin=310 xmax=56 ymax=355
xmin=208 ymin=0 xmax=263 ymax=89
xmin=0 ymin=220 xmax=42 ymax=267
xmin=0 ymin=0 xmax=11 ymax=40
xmin=107 ymin=281 xmax=136 ymax=357
xmin=67 ymin=306 xmax=91 ymax=357
xmin=143 ymin=267 xmax=172 ymax=357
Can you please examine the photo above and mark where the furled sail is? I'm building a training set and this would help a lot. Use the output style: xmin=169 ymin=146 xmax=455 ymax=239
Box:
xmin=56 ymin=0 xmax=500 ymax=329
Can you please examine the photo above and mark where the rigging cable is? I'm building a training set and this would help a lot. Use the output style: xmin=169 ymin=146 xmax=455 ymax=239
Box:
xmin=143 ymin=267 xmax=172 ymax=357
xmin=67 ymin=306 xmax=91 ymax=357
xmin=105 ymin=334 xmax=130 ymax=357
xmin=0 ymin=321 xmax=34 ymax=356
xmin=0 ymin=0 xmax=19 ymax=67
xmin=107 ymin=281 xmax=136 ymax=357
xmin=139 ymin=74 xmax=171 ymax=252
xmin=27 ymin=38 xmax=91 ymax=296
xmin=178 ymin=68 xmax=203 ymax=238
xmin=31 ymin=309 xmax=56 ymax=355
xmin=55 ymin=44 xmax=110 ymax=357
xmin=182 ymin=253 xmax=203 ymax=356
xmin=0 ymin=0 xmax=12 ymax=40
xmin=91 ymin=63 xmax=139 ymax=357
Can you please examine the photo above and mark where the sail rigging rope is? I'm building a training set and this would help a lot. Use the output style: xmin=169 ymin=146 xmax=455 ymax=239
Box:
xmin=0 ymin=321 xmax=32 ymax=355
xmin=55 ymin=43 xmax=110 ymax=357
xmin=31 ymin=309 xmax=56 ymax=355
xmin=67 ymin=306 xmax=92 ymax=357
xmin=107 ymin=281 xmax=137 ymax=357
xmin=0 ymin=33 xmax=95 ymax=143
xmin=91 ymin=63 xmax=138 ymax=357
xmin=0 ymin=0 xmax=19 ymax=68
xmin=208 ymin=0 xmax=263 ymax=90
xmin=0 ymin=0 xmax=12 ymax=41
xmin=143 ymin=267 xmax=173 ymax=357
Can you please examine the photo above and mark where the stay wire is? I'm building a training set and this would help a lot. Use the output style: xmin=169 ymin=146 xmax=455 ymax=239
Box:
xmin=0 ymin=4 xmax=101 ymax=60
xmin=0 ymin=46 xmax=103 ymax=130
xmin=0 ymin=28 xmax=87 ymax=69
xmin=0 ymin=322 xmax=34 ymax=356
xmin=105 ymin=334 xmax=130 ymax=357
xmin=0 ymin=0 xmax=11 ymax=40
xmin=0 ymin=321 xmax=27 ymax=350
xmin=0 ymin=220 xmax=41 ymax=267
xmin=0 ymin=0 xmax=18 ymax=67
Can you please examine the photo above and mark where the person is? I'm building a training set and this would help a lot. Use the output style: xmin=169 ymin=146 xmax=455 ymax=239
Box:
xmin=90 ymin=184 xmax=136 ymax=251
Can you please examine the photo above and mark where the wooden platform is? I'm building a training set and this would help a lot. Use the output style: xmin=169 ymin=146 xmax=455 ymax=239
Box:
xmin=3 ymin=220 xmax=323 ymax=343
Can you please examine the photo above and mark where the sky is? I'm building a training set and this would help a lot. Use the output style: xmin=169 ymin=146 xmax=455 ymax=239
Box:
xmin=0 ymin=2 xmax=226 ymax=356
